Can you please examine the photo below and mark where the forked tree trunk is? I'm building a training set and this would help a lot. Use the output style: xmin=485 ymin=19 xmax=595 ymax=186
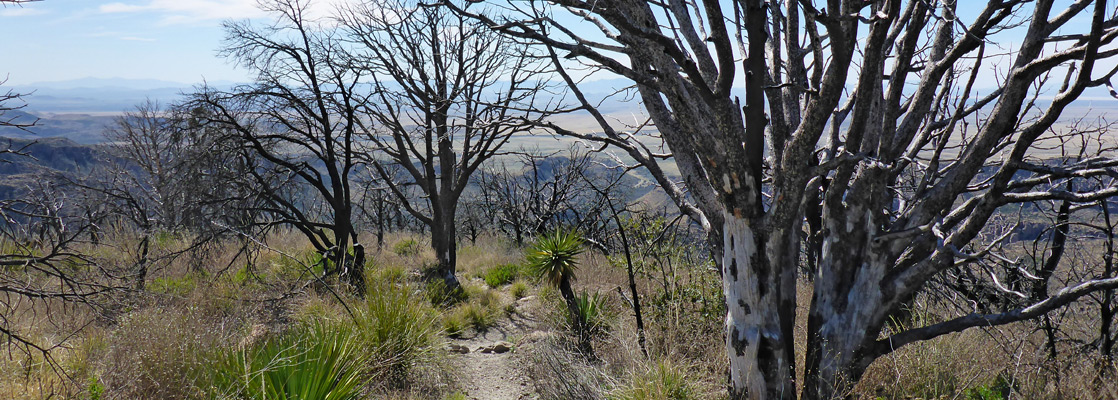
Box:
xmin=330 ymin=207 xmax=366 ymax=297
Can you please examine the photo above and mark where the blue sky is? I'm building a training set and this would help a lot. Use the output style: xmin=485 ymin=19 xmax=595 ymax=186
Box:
xmin=0 ymin=0 xmax=296 ymax=85
xmin=0 ymin=0 xmax=1098 ymax=93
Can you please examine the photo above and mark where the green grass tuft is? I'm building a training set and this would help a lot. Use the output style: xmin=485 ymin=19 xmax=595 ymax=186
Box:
xmin=481 ymin=263 xmax=521 ymax=288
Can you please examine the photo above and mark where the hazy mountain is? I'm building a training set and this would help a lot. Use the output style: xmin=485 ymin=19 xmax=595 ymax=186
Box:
xmin=0 ymin=136 xmax=106 ymax=199
xmin=0 ymin=110 xmax=115 ymax=144
xmin=7 ymin=77 xmax=240 ymax=114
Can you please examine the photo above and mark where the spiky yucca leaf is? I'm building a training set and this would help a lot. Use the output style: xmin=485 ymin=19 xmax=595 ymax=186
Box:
xmin=210 ymin=321 xmax=368 ymax=400
xmin=526 ymin=230 xmax=585 ymax=287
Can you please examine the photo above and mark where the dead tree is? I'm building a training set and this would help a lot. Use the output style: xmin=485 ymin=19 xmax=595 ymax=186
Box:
xmin=195 ymin=0 xmax=368 ymax=295
xmin=476 ymin=150 xmax=596 ymax=245
xmin=338 ymin=0 xmax=550 ymax=289
xmin=447 ymin=0 xmax=1118 ymax=398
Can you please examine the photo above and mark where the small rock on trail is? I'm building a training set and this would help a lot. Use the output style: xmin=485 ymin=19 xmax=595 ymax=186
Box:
xmin=450 ymin=292 xmax=541 ymax=400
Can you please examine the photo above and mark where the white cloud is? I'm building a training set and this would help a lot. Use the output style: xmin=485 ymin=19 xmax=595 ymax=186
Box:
xmin=98 ymin=0 xmax=361 ymax=24
xmin=99 ymin=0 xmax=267 ymax=23
xmin=0 ymin=7 xmax=47 ymax=17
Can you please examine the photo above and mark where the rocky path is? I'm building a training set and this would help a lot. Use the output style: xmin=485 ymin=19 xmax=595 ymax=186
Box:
xmin=448 ymin=296 xmax=540 ymax=400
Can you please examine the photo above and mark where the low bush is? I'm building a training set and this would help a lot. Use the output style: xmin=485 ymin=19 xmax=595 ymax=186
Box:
xmin=425 ymin=280 xmax=468 ymax=307
xmin=510 ymin=280 xmax=529 ymax=299
xmin=574 ymin=291 xmax=611 ymax=336
xmin=358 ymin=279 xmax=443 ymax=383
xmin=100 ymin=307 xmax=239 ymax=399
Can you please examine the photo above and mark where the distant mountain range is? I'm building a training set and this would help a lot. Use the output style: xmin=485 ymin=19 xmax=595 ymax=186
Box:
xmin=6 ymin=77 xmax=237 ymax=114
xmin=0 ymin=110 xmax=115 ymax=144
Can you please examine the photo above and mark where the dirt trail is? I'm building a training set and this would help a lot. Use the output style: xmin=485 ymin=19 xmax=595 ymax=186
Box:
xmin=449 ymin=296 xmax=541 ymax=400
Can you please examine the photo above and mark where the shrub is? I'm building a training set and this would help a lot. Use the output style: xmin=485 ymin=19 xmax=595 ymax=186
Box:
xmin=100 ymin=307 xmax=235 ymax=399
xmin=482 ymin=263 xmax=520 ymax=288
xmin=209 ymin=321 xmax=369 ymax=400
xmin=425 ymin=280 xmax=468 ymax=307
xmin=462 ymin=302 xmax=498 ymax=331
xmin=393 ymin=239 xmax=422 ymax=257
xmin=609 ymin=360 xmax=701 ymax=400
xmin=443 ymin=312 xmax=466 ymax=337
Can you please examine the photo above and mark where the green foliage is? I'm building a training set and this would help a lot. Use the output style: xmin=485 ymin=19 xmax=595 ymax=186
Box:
xmin=574 ymin=291 xmax=611 ymax=336
xmin=964 ymin=374 xmax=1013 ymax=400
xmin=609 ymin=360 xmax=700 ymax=400
xmin=462 ymin=302 xmax=499 ymax=331
xmin=510 ymin=280 xmax=529 ymax=299
xmin=526 ymin=230 xmax=585 ymax=287
xmin=209 ymin=321 xmax=368 ymax=400
xmin=481 ymin=263 xmax=521 ymax=288
xmin=86 ymin=376 xmax=104 ymax=400
xmin=448 ymin=288 xmax=502 ymax=332
xmin=149 ymin=275 xmax=196 ymax=296
xmin=393 ymin=239 xmax=422 ymax=257
xmin=443 ymin=312 xmax=466 ymax=337
xmin=425 ymin=279 xmax=468 ymax=307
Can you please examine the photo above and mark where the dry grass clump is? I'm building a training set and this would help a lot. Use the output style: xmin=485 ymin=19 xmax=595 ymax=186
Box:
xmin=97 ymin=304 xmax=248 ymax=399
xmin=456 ymin=235 xmax=524 ymax=278
xmin=524 ymin=336 xmax=615 ymax=400
xmin=855 ymin=323 xmax=1009 ymax=399
xmin=607 ymin=359 xmax=704 ymax=400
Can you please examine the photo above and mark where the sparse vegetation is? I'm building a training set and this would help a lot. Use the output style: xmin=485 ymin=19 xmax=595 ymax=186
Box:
xmin=7 ymin=0 xmax=1118 ymax=398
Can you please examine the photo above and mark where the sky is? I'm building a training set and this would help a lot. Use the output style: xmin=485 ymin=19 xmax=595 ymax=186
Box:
xmin=0 ymin=0 xmax=365 ymax=86
xmin=0 ymin=0 xmax=1104 ymax=95
xmin=0 ymin=0 xmax=262 ymax=85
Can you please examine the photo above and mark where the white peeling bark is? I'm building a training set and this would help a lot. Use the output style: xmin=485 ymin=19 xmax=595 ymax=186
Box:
xmin=804 ymin=209 xmax=889 ymax=399
xmin=724 ymin=213 xmax=765 ymax=398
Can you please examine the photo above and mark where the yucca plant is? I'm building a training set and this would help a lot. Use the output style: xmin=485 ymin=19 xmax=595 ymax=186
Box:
xmin=527 ymin=229 xmax=594 ymax=356
xmin=575 ymin=291 xmax=611 ymax=337
xmin=358 ymin=279 xmax=442 ymax=384
xmin=210 ymin=321 xmax=368 ymax=400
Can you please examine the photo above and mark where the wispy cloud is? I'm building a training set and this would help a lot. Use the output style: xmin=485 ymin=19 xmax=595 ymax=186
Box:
xmin=0 ymin=7 xmax=48 ymax=17
xmin=119 ymin=36 xmax=157 ymax=42
xmin=99 ymin=0 xmax=267 ymax=23
xmin=99 ymin=0 xmax=361 ymax=24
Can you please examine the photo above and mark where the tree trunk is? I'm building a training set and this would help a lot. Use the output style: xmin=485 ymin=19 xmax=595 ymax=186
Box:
xmin=1103 ymin=200 xmax=1116 ymax=359
xmin=801 ymin=226 xmax=892 ymax=399
xmin=349 ymin=243 xmax=367 ymax=296
xmin=431 ymin=213 xmax=460 ymax=290
xmin=559 ymin=274 xmax=594 ymax=358
xmin=722 ymin=213 xmax=795 ymax=399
